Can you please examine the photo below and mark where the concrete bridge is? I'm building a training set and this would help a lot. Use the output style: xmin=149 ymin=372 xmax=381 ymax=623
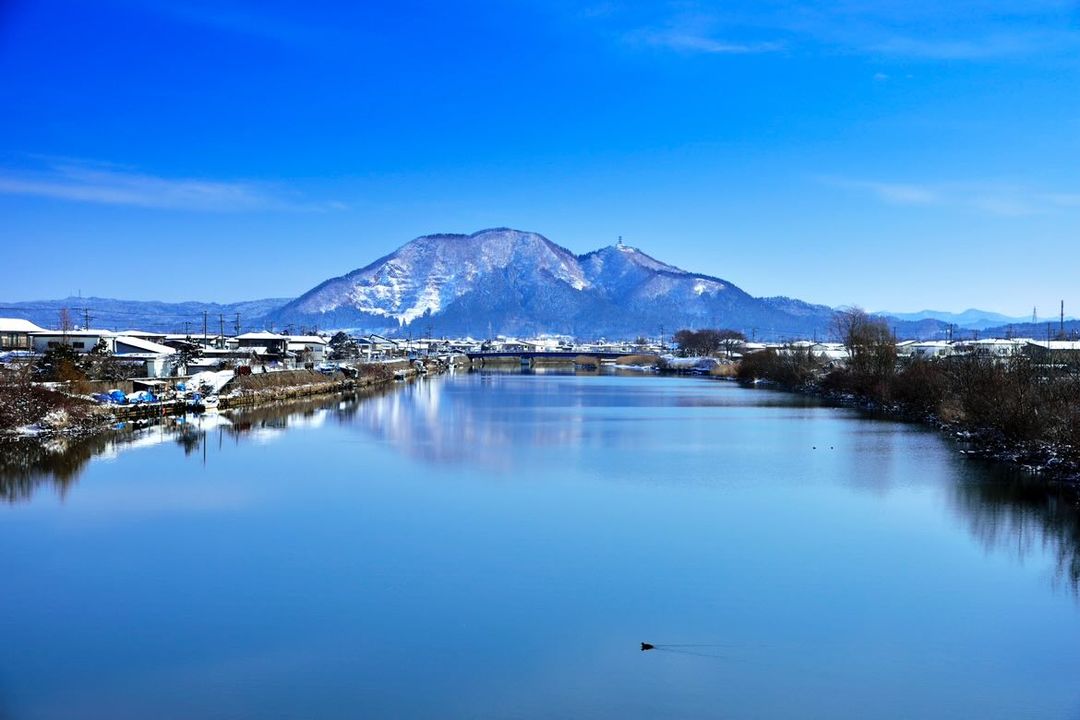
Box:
xmin=465 ymin=350 xmax=653 ymax=367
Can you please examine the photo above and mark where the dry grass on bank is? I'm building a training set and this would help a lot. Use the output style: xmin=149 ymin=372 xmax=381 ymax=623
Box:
xmin=615 ymin=354 xmax=659 ymax=367
xmin=708 ymin=363 xmax=738 ymax=377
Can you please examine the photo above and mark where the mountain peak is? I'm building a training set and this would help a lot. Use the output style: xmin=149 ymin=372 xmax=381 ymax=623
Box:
xmin=584 ymin=242 xmax=689 ymax=277
xmin=273 ymin=228 xmax=835 ymax=338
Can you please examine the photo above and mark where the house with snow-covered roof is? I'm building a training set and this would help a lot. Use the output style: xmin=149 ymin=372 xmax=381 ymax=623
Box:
xmin=118 ymin=329 xmax=168 ymax=344
xmin=112 ymin=335 xmax=178 ymax=378
xmin=232 ymin=331 xmax=289 ymax=355
xmin=286 ymin=335 xmax=328 ymax=364
xmin=29 ymin=329 xmax=114 ymax=354
xmin=0 ymin=318 xmax=46 ymax=350
xmin=896 ymin=340 xmax=954 ymax=359
xmin=1024 ymin=340 xmax=1080 ymax=368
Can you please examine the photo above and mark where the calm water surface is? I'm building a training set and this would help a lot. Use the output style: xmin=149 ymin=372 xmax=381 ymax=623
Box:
xmin=1 ymin=371 xmax=1079 ymax=719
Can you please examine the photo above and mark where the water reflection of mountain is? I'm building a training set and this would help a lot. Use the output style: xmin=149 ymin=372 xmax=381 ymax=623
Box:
xmin=950 ymin=464 xmax=1080 ymax=594
xmin=344 ymin=374 xmax=668 ymax=469
xmin=4 ymin=376 xmax=1080 ymax=598
xmin=347 ymin=376 xmax=512 ymax=467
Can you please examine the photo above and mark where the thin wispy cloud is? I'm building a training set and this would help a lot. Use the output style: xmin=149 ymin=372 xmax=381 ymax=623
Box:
xmin=622 ymin=10 xmax=784 ymax=55
xmin=825 ymin=178 xmax=940 ymax=206
xmin=825 ymin=176 xmax=1080 ymax=217
xmin=602 ymin=1 xmax=1080 ymax=61
xmin=633 ymin=28 xmax=783 ymax=54
xmin=865 ymin=31 xmax=1071 ymax=60
xmin=0 ymin=159 xmax=344 ymax=213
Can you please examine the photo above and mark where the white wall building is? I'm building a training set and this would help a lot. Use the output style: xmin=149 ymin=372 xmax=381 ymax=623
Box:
xmin=29 ymin=329 xmax=114 ymax=354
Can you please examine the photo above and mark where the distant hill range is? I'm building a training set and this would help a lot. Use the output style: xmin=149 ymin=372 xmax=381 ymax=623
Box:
xmin=0 ymin=297 xmax=291 ymax=335
xmin=878 ymin=308 xmax=1073 ymax=332
xmin=978 ymin=320 xmax=1080 ymax=340
xmin=3 ymin=227 xmax=1041 ymax=341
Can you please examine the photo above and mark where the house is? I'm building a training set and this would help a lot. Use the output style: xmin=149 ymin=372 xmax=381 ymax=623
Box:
xmin=233 ymin=332 xmax=289 ymax=355
xmin=1024 ymin=340 xmax=1080 ymax=368
xmin=29 ymin=329 xmax=114 ymax=354
xmin=163 ymin=333 xmax=227 ymax=349
xmin=0 ymin=318 xmax=45 ymax=350
xmin=286 ymin=335 xmax=329 ymax=364
xmin=955 ymin=338 xmax=1029 ymax=359
xmin=446 ymin=338 xmax=483 ymax=354
xmin=118 ymin=329 xmax=168 ymax=344
xmin=355 ymin=334 xmax=402 ymax=360
xmin=897 ymin=340 xmax=953 ymax=359
xmin=783 ymin=341 xmax=849 ymax=361
xmin=112 ymin=335 xmax=178 ymax=378
xmin=23 ymin=329 xmax=176 ymax=377
xmin=492 ymin=339 xmax=529 ymax=353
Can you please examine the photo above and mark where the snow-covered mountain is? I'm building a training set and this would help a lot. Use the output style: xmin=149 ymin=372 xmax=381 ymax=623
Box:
xmin=272 ymin=228 xmax=836 ymax=339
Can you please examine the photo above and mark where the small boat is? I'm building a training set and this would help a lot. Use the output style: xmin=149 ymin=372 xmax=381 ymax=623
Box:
xmin=202 ymin=395 xmax=220 ymax=412
xmin=393 ymin=369 xmax=409 ymax=381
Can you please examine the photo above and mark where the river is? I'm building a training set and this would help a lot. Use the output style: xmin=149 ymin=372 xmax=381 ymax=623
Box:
xmin=1 ymin=371 xmax=1078 ymax=719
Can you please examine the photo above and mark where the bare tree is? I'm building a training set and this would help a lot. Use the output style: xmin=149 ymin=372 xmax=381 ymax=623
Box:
xmin=673 ymin=328 xmax=746 ymax=357
xmin=833 ymin=307 xmax=895 ymax=374
xmin=58 ymin=307 xmax=73 ymax=339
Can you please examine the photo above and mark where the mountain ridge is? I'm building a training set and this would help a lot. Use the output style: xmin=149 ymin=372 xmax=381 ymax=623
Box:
xmin=270 ymin=228 xmax=834 ymax=339
xmin=4 ymin=228 xmax=1012 ymax=341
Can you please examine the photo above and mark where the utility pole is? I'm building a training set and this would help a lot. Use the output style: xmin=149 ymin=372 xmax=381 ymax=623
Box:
xmin=659 ymin=324 xmax=665 ymax=351
xmin=219 ymin=314 xmax=224 ymax=344
xmin=1061 ymin=300 xmax=1065 ymax=338
xmin=82 ymin=307 xmax=92 ymax=330
xmin=203 ymin=311 xmax=208 ymax=347
xmin=184 ymin=321 xmax=191 ymax=336
xmin=234 ymin=313 xmax=241 ymax=336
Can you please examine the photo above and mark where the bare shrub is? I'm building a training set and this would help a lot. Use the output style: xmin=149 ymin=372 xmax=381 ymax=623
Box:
xmin=737 ymin=347 xmax=821 ymax=387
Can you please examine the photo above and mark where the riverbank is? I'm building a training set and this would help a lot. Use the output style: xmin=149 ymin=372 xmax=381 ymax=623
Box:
xmin=1 ymin=356 xmax=467 ymax=441
xmin=732 ymin=367 xmax=1080 ymax=487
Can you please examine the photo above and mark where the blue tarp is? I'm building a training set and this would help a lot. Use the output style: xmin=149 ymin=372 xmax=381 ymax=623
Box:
xmin=127 ymin=391 xmax=157 ymax=404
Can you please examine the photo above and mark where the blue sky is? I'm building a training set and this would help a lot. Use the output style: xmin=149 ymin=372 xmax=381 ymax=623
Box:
xmin=2 ymin=0 xmax=1080 ymax=316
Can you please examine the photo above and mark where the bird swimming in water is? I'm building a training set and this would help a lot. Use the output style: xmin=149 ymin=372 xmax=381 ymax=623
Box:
xmin=641 ymin=642 xmax=655 ymax=651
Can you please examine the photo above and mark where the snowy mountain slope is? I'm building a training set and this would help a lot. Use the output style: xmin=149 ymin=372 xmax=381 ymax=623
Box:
xmin=287 ymin=229 xmax=587 ymax=324
xmin=272 ymin=228 xmax=837 ymax=339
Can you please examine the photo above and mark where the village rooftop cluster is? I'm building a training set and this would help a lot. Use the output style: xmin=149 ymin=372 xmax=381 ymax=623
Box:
xmin=4 ymin=316 xmax=1080 ymax=383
